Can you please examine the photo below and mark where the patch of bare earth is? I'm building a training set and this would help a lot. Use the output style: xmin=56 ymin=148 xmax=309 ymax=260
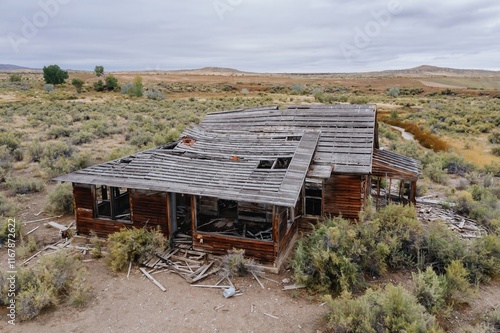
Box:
xmin=1 ymin=250 xmax=327 ymax=333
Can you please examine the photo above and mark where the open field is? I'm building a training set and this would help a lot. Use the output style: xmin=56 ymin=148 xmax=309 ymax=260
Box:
xmin=0 ymin=68 xmax=499 ymax=332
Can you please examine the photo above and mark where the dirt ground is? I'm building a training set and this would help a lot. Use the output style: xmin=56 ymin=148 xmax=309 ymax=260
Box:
xmin=1 ymin=211 xmax=499 ymax=333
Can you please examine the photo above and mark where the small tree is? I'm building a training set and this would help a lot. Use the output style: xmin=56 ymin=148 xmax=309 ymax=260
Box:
xmin=93 ymin=80 xmax=104 ymax=92
xmin=9 ymin=73 xmax=22 ymax=82
xmin=71 ymin=78 xmax=84 ymax=93
xmin=127 ymin=76 xmax=143 ymax=97
xmin=94 ymin=65 xmax=104 ymax=77
xmin=42 ymin=65 xmax=68 ymax=85
xmin=105 ymin=75 xmax=119 ymax=91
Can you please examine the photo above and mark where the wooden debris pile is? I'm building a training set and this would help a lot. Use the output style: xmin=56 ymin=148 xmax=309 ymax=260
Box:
xmin=142 ymin=247 xmax=220 ymax=284
xmin=417 ymin=203 xmax=487 ymax=238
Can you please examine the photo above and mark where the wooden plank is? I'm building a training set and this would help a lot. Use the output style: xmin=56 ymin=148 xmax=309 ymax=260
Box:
xmin=139 ymin=267 xmax=166 ymax=292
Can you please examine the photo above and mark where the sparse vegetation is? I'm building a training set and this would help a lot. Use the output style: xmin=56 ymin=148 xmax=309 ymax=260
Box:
xmin=0 ymin=250 xmax=92 ymax=321
xmin=107 ymin=227 xmax=166 ymax=272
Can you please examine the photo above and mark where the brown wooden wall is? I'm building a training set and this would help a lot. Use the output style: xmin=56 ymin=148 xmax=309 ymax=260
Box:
xmin=130 ymin=189 xmax=168 ymax=234
xmin=192 ymin=232 xmax=275 ymax=262
xmin=276 ymin=206 xmax=299 ymax=261
xmin=73 ymin=184 xmax=126 ymax=237
xmin=324 ymin=174 xmax=367 ymax=220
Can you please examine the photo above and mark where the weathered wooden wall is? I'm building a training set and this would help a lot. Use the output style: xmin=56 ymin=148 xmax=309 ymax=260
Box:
xmin=73 ymin=184 xmax=125 ymax=237
xmin=192 ymin=232 xmax=275 ymax=262
xmin=130 ymin=189 xmax=168 ymax=234
xmin=324 ymin=174 xmax=367 ymax=220
xmin=276 ymin=206 xmax=298 ymax=262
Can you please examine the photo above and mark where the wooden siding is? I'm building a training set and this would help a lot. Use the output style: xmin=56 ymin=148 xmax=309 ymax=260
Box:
xmin=193 ymin=232 xmax=275 ymax=263
xmin=130 ymin=189 xmax=168 ymax=234
xmin=324 ymin=174 xmax=367 ymax=220
xmin=73 ymin=184 xmax=126 ymax=237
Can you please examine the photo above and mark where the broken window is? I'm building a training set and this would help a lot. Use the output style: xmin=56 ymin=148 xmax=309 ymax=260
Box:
xmin=257 ymin=160 xmax=274 ymax=169
xmin=304 ymin=182 xmax=323 ymax=216
xmin=218 ymin=199 xmax=238 ymax=219
xmin=257 ymin=157 xmax=292 ymax=170
xmin=94 ymin=185 xmax=130 ymax=221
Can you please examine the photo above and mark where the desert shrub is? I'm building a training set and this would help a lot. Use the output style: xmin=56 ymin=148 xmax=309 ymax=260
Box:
xmin=482 ymin=310 xmax=500 ymax=332
xmin=9 ymin=73 xmax=22 ymax=82
xmin=424 ymin=162 xmax=448 ymax=184
xmin=241 ymin=88 xmax=249 ymax=95
xmin=129 ymin=131 xmax=153 ymax=147
xmin=16 ymin=235 xmax=38 ymax=259
xmin=145 ymin=89 xmax=165 ymax=100
xmin=325 ymin=284 xmax=444 ymax=333
xmin=107 ymin=227 xmax=166 ymax=272
xmin=44 ymin=84 xmax=55 ymax=92
xmin=0 ymin=215 xmax=21 ymax=244
xmin=386 ymin=87 xmax=400 ymax=97
xmin=292 ymin=216 xmax=376 ymax=294
xmin=121 ymin=82 xmax=133 ymax=94
xmin=6 ymin=177 xmax=45 ymax=195
xmin=127 ymin=76 xmax=143 ymax=97
xmin=412 ymin=267 xmax=447 ymax=315
xmin=373 ymin=203 xmax=423 ymax=269
xmin=0 ymin=193 xmax=16 ymax=217
xmin=463 ymin=234 xmax=500 ymax=283
xmin=2 ymin=250 xmax=92 ymax=321
xmin=349 ymin=95 xmax=369 ymax=104
xmin=291 ymin=83 xmax=305 ymax=94
xmin=219 ymin=248 xmax=258 ymax=278
xmin=492 ymin=146 xmax=500 ymax=157
xmin=444 ymin=260 xmax=472 ymax=306
xmin=47 ymin=183 xmax=74 ymax=214
xmin=488 ymin=131 xmax=500 ymax=144
xmin=0 ymin=131 xmax=21 ymax=151
xmin=419 ymin=221 xmax=466 ymax=273
xmin=71 ymin=131 xmax=95 ymax=145
xmin=47 ymin=125 xmax=72 ymax=139
xmin=89 ymin=231 xmax=102 ymax=259
xmin=28 ymin=140 xmax=44 ymax=162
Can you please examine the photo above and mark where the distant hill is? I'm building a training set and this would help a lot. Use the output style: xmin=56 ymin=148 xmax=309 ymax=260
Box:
xmin=0 ymin=64 xmax=36 ymax=71
xmin=372 ymin=65 xmax=500 ymax=78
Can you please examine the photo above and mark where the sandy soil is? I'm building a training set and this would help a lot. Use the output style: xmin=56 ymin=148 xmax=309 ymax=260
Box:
xmin=419 ymin=80 xmax=463 ymax=89
xmin=1 ymin=252 xmax=328 ymax=333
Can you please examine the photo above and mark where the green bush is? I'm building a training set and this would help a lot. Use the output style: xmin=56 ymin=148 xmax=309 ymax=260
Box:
xmin=424 ymin=162 xmax=448 ymax=184
xmin=0 ymin=250 xmax=91 ymax=321
xmin=463 ymin=234 xmax=500 ymax=283
xmin=292 ymin=217 xmax=369 ymax=294
xmin=412 ymin=267 xmax=447 ymax=315
xmin=444 ymin=260 xmax=472 ymax=306
xmin=107 ymin=227 xmax=166 ymax=272
xmin=47 ymin=183 xmax=74 ymax=214
xmin=325 ymin=284 xmax=444 ymax=333
xmin=219 ymin=248 xmax=257 ymax=278
xmin=420 ymin=221 xmax=466 ymax=273
xmin=373 ymin=203 xmax=423 ymax=269
xmin=28 ymin=140 xmax=44 ymax=162
xmin=0 ymin=193 xmax=17 ymax=217
xmin=6 ymin=177 xmax=45 ymax=195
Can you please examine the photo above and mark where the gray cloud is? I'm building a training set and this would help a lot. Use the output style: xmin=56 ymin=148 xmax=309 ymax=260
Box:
xmin=0 ymin=0 xmax=498 ymax=72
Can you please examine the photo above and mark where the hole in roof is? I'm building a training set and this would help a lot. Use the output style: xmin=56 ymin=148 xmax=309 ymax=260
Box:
xmin=286 ymin=136 xmax=302 ymax=141
xmin=275 ymin=157 xmax=292 ymax=169
xmin=161 ymin=142 xmax=178 ymax=150
xmin=257 ymin=160 xmax=274 ymax=169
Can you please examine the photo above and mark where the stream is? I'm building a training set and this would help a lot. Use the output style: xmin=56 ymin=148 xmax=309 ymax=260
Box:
xmin=390 ymin=125 xmax=415 ymax=141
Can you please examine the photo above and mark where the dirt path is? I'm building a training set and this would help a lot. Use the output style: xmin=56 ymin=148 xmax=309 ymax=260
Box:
xmin=1 ymin=259 xmax=327 ymax=333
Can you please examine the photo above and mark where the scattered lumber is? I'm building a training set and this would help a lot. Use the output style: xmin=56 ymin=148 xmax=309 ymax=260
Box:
xmin=26 ymin=226 xmax=39 ymax=235
xmin=139 ymin=267 xmax=166 ymax=292
xmin=282 ymin=284 xmax=306 ymax=290
xmin=251 ymin=271 xmax=265 ymax=289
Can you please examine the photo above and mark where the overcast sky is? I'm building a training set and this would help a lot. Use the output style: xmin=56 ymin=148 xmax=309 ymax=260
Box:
xmin=1 ymin=0 xmax=499 ymax=72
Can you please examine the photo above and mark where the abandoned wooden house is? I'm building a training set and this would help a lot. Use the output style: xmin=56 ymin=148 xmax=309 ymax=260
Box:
xmin=54 ymin=105 xmax=420 ymax=271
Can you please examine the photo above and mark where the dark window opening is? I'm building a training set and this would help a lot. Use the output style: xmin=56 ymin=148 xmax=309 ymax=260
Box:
xmin=286 ymin=136 xmax=302 ymax=141
xmin=218 ymin=199 xmax=238 ymax=219
xmin=305 ymin=184 xmax=323 ymax=216
xmin=275 ymin=157 xmax=292 ymax=169
xmin=257 ymin=160 xmax=274 ymax=169
xmin=95 ymin=185 xmax=130 ymax=221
